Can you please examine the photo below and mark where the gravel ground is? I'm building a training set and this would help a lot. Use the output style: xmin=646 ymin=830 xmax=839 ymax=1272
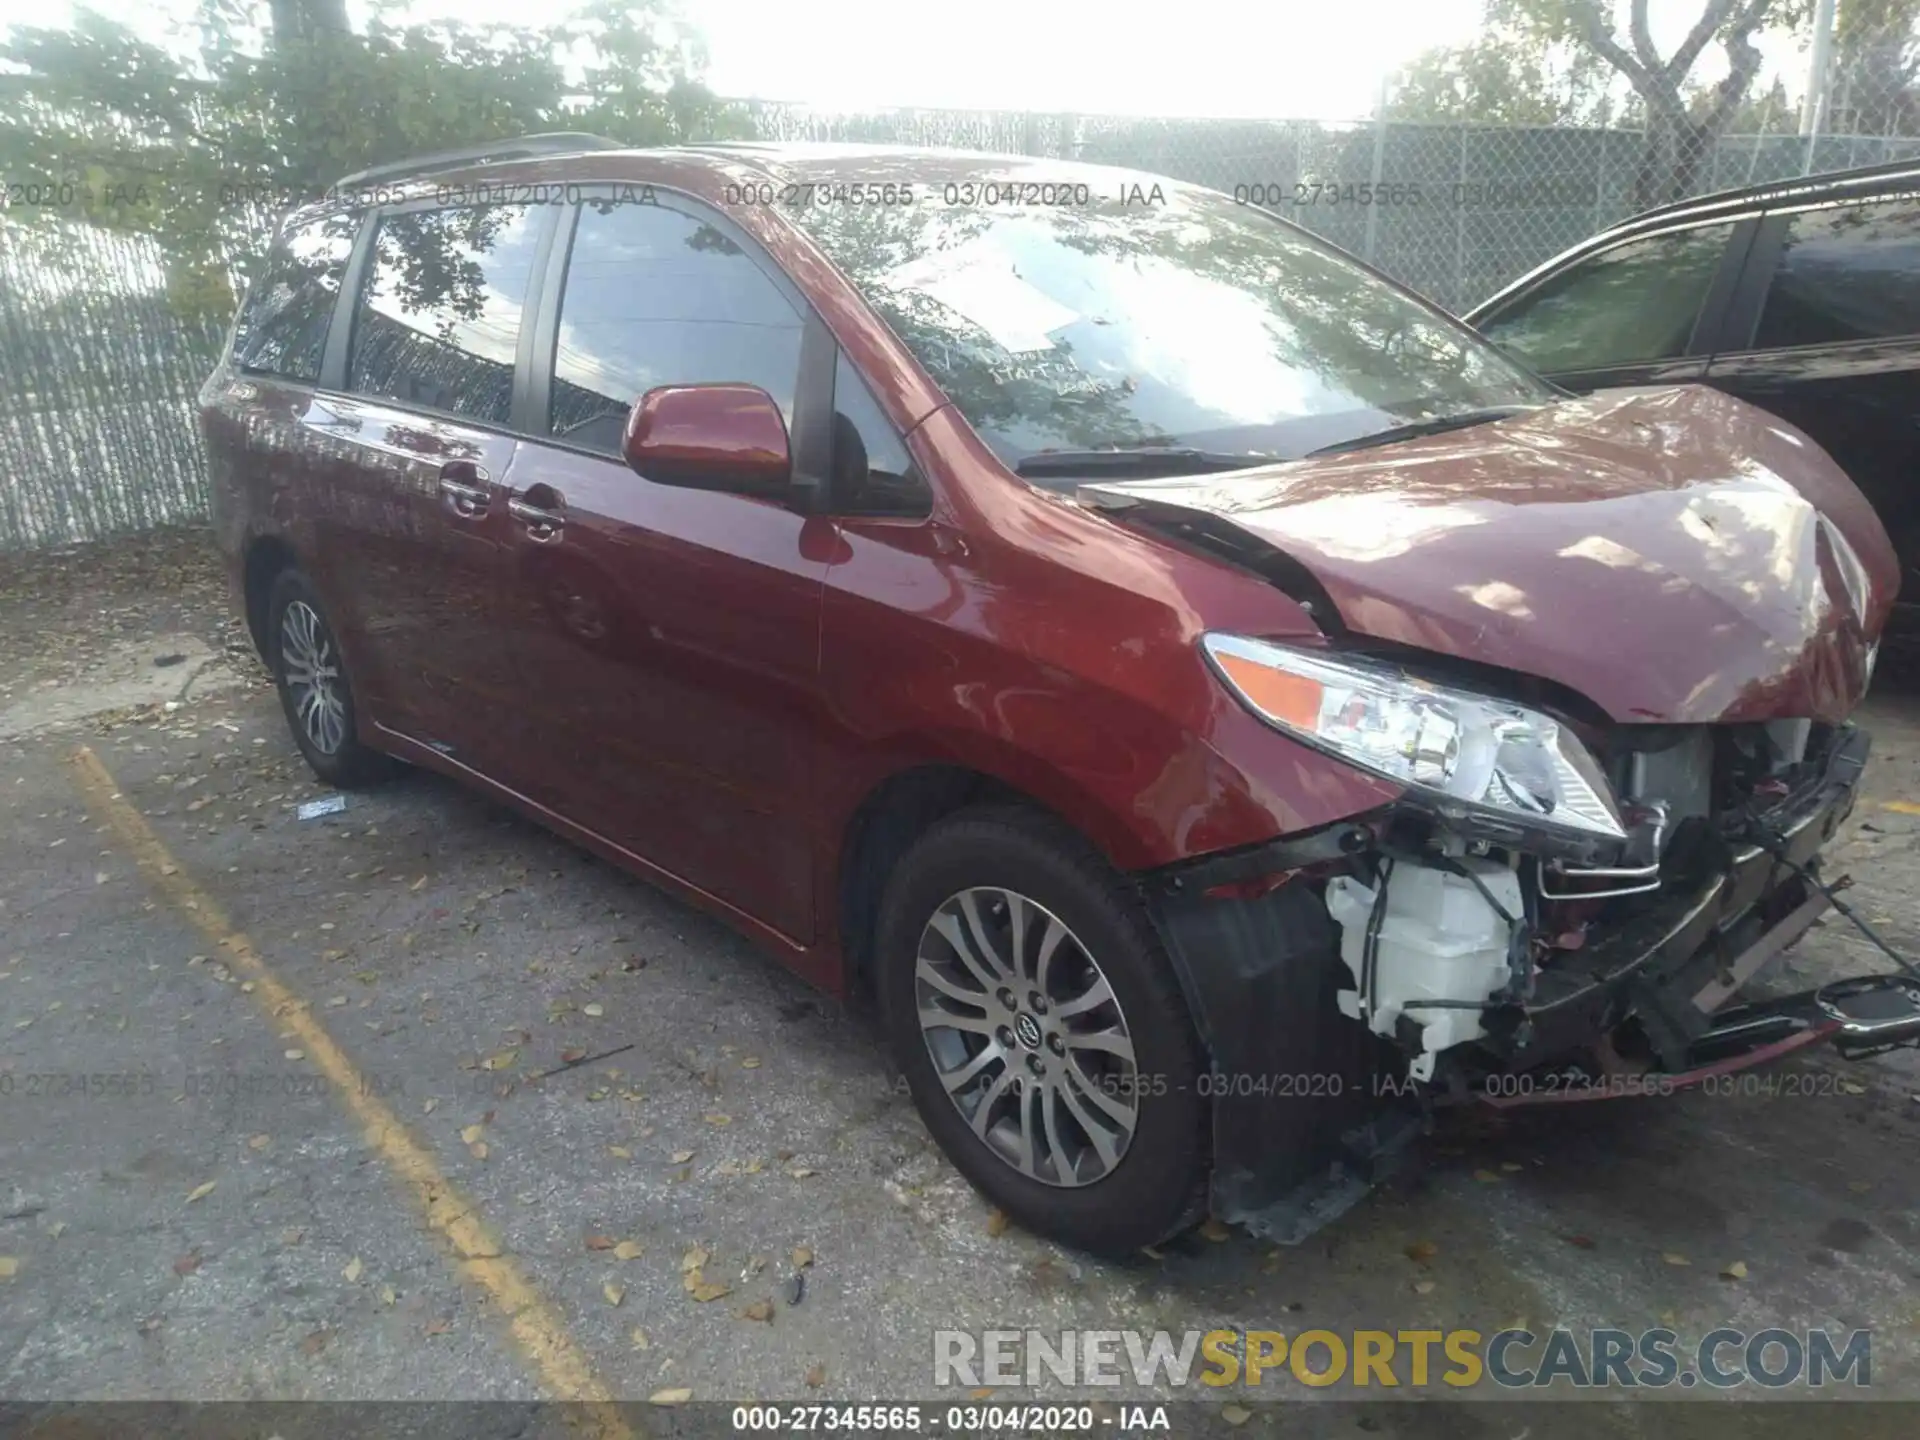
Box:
xmin=2 ymin=528 xmax=1918 ymax=1438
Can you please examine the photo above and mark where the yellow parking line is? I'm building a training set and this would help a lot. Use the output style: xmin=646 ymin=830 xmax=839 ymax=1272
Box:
xmin=1883 ymin=800 xmax=1920 ymax=816
xmin=69 ymin=745 xmax=639 ymax=1438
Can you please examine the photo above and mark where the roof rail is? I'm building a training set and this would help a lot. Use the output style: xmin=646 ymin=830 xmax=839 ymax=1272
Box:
xmin=333 ymin=133 xmax=624 ymax=190
xmin=1612 ymin=153 xmax=1920 ymax=233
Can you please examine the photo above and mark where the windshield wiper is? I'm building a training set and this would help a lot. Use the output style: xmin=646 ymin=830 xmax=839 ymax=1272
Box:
xmin=1014 ymin=446 xmax=1288 ymax=479
xmin=1305 ymin=405 xmax=1537 ymax=458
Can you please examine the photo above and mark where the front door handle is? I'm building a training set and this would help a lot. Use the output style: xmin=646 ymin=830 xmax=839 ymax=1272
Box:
xmin=507 ymin=495 xmax=566 ymax=540
xmin=438 ymin=462 xmax=491 ymax=518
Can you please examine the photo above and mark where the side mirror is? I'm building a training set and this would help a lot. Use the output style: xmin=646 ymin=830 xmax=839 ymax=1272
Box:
xmin=622 ymin=384 xmax=792 ymax=496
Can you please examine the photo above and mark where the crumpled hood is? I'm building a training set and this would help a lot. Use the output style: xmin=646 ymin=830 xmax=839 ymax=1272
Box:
xmin=1082 ymin=386 xmax=1898 ymax=725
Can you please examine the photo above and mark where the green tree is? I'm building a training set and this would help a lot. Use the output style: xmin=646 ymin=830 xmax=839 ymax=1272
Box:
xmin=1494 ymin=0 xmax=1811 ymax=204
xmin=1827 ymin=0 xmax=1920 ymax=135
xmin=1391 ymin=26 xmax=1624 ymax=125
xmin=0 ymin=1 xmax=745 ymax=319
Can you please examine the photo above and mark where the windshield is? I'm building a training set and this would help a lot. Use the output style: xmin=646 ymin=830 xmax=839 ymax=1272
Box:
xmin=790 ymin=177 xmax=1553 ymax=478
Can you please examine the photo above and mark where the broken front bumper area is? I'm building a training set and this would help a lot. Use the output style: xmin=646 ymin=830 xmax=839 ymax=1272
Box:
xmin=1144 ymin=721 xmax=1918 ymax=1243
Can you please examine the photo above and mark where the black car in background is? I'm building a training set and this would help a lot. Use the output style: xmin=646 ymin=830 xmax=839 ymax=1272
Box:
xmin=1468 ymin=158 xmax=1920 ymax=643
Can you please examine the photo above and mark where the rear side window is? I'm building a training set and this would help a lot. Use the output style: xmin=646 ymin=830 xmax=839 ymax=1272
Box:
xmin=548 ymin=198 xmax=804 ymax=456
xmin=231 ymin=211 xmax=359 ymax=382
xmin=347 ymin=203 xmax=545 ymax=426
xmin=1753 ymin=197 xmax=1920 ymax=349
xmin=1479 ymin=223 xmax=1735 ymax=374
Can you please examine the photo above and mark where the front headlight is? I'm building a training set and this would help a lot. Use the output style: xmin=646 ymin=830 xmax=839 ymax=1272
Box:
xmin=1203 ymin=633 xmax=1626 ymax=843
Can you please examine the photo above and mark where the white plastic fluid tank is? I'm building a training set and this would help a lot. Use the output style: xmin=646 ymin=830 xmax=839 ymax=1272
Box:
xmin=1324 ymin=858 xmax=1522 ymax=1082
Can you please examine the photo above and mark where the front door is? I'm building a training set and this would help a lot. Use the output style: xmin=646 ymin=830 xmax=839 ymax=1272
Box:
xmin=491 ymin=193 xmax=832 ymax=943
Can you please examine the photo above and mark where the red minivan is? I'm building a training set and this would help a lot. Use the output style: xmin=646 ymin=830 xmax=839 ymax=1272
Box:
xmin=201 ymin=135 xmax=1920 ymax=1256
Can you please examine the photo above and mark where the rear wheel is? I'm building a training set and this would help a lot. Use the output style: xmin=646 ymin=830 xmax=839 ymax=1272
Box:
xmin=266 ymin=568 xmax=394 ymax=788
xmin=877 ymin=806 xmax=1209 ymax=1255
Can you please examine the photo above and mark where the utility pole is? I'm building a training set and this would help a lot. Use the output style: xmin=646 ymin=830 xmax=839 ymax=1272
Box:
xmin=1800 ymin=0 xmax=1838 ymax=171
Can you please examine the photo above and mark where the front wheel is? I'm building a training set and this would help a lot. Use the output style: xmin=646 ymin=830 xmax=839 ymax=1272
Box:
xmin=876 ymin=807 xmax=1210 ymax=1255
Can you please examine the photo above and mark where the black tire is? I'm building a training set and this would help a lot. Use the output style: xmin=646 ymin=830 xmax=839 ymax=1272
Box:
xmin=876 ymin=805 xmax=1210 ymax=1256
xmin=264 ymin=568 xmax=395 ymax=788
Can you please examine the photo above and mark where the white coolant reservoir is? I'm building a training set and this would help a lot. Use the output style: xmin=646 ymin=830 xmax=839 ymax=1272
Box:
xmin=1324 ymin=859 xmax=1522 ymax=1083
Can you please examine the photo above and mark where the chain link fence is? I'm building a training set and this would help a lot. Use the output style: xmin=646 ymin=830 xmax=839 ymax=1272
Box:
xmin=6 ymin=106 xmax=1920 ymax=551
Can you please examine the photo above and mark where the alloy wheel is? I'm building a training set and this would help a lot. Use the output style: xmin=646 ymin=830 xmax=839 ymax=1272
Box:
xmin=914 ymin=887 xmax=1139 ymax=1187
xmin=279 ymin=599 xmax=347 ymax=756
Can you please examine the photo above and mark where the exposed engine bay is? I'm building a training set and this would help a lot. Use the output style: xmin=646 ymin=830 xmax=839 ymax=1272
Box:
xmin=1321 ymin=717 xmax=1893 ymax=1090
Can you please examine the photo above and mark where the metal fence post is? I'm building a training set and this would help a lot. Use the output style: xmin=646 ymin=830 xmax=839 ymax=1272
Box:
xmin=1364 ymin=77 xmax=1389 ymax=264
xmin=1453 ymin=127 xmax=1468 ymax=310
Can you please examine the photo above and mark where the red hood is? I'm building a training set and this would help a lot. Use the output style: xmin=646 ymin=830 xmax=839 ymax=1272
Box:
xmin=1083 ymin=386 xmax=1898 ymax=725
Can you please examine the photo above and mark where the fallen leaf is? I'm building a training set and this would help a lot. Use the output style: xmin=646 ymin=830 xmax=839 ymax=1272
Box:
xmin=614 ymin=1240 xmax=644 ymax=1261
xmin=603 ymin=1281 xmax=625 ymax=1307
xmin=684 ymin=1269 xmax=732 ymax=1303
xmin=1221 ymin=1404 xmax=1252 ymax=1427
xmin=1413 ymin=1280 xmax=1436 ymax=1294
xmin=585 ymin=1234 xmax=617 ymax=1252
xmin=422 ymin=1098 xmax=439 ymax=1115
xmin=1500 ymin=1161 xmax=1525 ymax=1172
xmin=281 ymin=1227 xmax=305 ymax=1246
xmin=805 ymin=1363 xmax=826 ymax=1388
xmin=424 ymin=1318 xmax=452 ymax=1337
xmin=247 ymin=1134 xmax=270 ymax=1151
xmin=482 ymin=1048 xmax=519 ymax=1071
xmin=583 ymin=1003 xmax=605 ymax=1018
xmin=1405 ymin=1240 xmax=1439 ymax=1263
xmin=411 ymin=875 xmax=428 ymax=890
xmin=343 ymin=1256 xmax=363 ymax=1283
xmin=608 ymin=1145 xmax=632 ymax=1159
xmin=791 ymin=1246 xmax=814 ymax=1269
xmin=0 ymin=1257 xmax=19 ymax=1279
xmin=649 ymin=1388 xmax=692 ymax=1405
xmin=172 ymin=1251 xmax=202 ymax=1276
xmin=986 ymin=1209 xmax=1010 ymax=1237
xmin=704 ymin=1113 xmax=732 ymax=1126
xmin=300 ymin=1329 xmax=330 ymax=1356
xmin=742 ymin=1057 xmax=762 ymax=1069
xmin=1141 ymin=1244 xmax=1166 ymax=1261
xmin=1199 ymin=1218 xmax=1232 ymax=1242
xmin=681 ymin=1244 xmax=711 ymax=1273
xmin=1849 ymin=1180 xmax=1873 ymax=1194
xmin=1721 ymin=1260 xmax=1749 ymax=1280
xmin=741 ymin=1299 xmax=774 ymax=1323
xmin=630 ymin=1327 xmax=650 ymax=1350
xmin=561 ymin=1048 xmax=588 ymax=1064
xmin=468 ymin=1141 xmax=489 ymax=1160
xmin=1473 ymin=1168 xmax=1502 ymax=1183
xmin=1663 ymin=1252 xmax=1692 ymax=1267
xmin=184 ymin=1181 xmax=216 ymax=1204
xmin=381 ymin=1285 xmax=397 ymax=1307
xmin=671 ymin=1150 xmax=695 ymax=1164
xmin=1841 ymin=1081 xmax=1867 ymax=1096
xmin=284 ymin=1049 xmax=304 ymax=1061
xmin=788 ymin=1166 xmax=816 ymax=1179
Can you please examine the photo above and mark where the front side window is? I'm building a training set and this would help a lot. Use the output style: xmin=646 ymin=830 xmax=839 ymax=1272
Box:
xmin=549 ymin=198 xmax=804 ymax=456
xmin=789 ymin=179 xmax=1550 ymax=473
xmin=347 ymin=203 xmax=545 ymax=426
xmin=232 ymin=210 xmax=359 ymax=382
xmin=1478 ymin=223 xmax=1736 ymax=375
xmin=1754 ymin=197 xmax=1920 ymax=349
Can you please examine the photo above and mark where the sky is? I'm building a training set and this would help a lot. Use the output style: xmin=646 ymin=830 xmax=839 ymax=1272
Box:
xmin=0 ymin=0 xmax=1815 ymax=122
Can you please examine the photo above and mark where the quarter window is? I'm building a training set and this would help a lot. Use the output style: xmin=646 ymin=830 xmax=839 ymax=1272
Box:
xmin=549 ymin=198 xmax=804 ymax=456
xmin=347 ymin=204 xmax=545 ymax=425
xmin=1479 ymin=223 xmax=1735 ymax=374
xmin=831 ymin=353 xmax=930 ymax=518
xmin=1754 ymin=198 xmax=1920 ymax=349
xmin=232 ymin=211 xmax=359 ymax=382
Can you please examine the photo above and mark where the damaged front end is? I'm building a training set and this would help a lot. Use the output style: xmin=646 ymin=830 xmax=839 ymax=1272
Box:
xmin=1144 ymin=653 xmax=1919 ymax=1246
